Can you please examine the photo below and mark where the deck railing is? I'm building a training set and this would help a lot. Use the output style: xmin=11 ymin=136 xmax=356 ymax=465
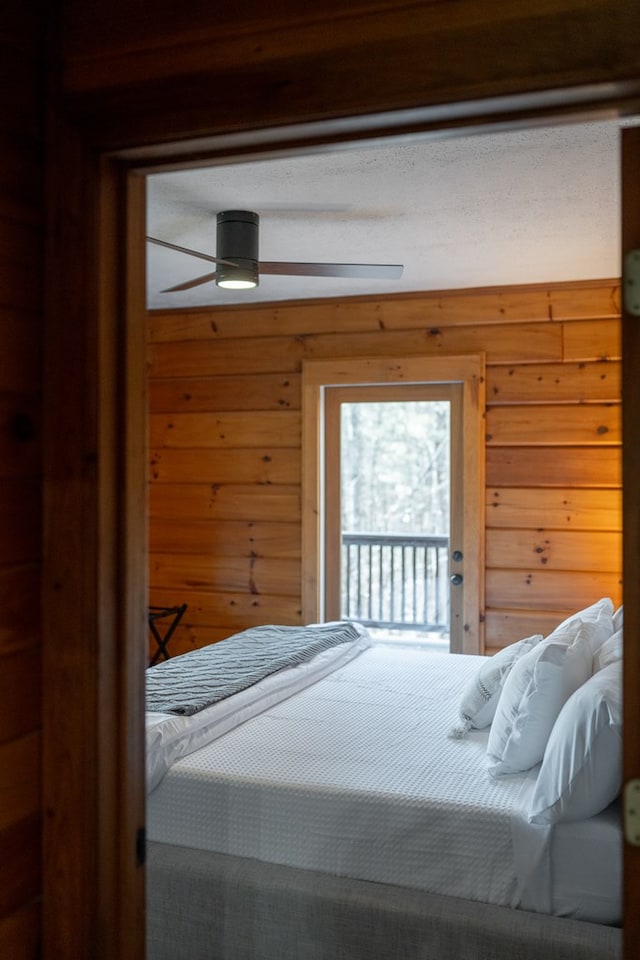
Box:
xmin=341 ymin=532 xmax=450 ymax=632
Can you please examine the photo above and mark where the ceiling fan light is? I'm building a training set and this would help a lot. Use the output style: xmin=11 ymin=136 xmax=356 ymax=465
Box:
xmin=216 ymin=210 xmax=260 ymax=290
xmin=216 ymin=258 xmax=259 ymax=289
xmin=217 ymin=277 xmax=258 ymax=290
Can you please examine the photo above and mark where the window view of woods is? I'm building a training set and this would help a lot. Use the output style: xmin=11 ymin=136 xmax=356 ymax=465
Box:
xmin=340 ymin=400 xmax=451 ymax=645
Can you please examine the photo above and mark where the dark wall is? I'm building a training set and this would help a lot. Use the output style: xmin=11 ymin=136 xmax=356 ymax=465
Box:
xmin=0 ymin=3 xmax=44 ymax=958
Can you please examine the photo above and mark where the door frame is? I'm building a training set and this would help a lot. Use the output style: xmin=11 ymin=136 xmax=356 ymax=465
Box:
xmin=302 ymin=355 xmax=485 ymax=654
xmin=43 ymin=133 xmax=148 ymax=957
xmin=46 ymin=11 xmax=640 ymax=955
xmin=621 ymin=124 xmax=640 ymax=940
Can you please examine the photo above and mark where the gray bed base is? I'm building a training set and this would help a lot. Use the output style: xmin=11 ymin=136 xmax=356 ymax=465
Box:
xmin=146 ymin=841 xmax=622 ymax=960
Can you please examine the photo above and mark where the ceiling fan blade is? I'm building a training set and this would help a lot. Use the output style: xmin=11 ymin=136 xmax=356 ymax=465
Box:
xmin=259 ymin=261 xmax=404 ymax=280
xmin=161 ymin=271 xmax=217 ymax=292
xmin=147 ymin=236 xmax=235 ymax=267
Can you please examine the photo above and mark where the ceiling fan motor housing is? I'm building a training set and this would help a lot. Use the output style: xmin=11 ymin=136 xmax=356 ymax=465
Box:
xmin=216 ymin=210 xmax=260 ymax=287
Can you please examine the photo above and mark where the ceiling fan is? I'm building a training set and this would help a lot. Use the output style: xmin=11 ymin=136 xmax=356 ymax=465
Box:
xmin=147 ymin=210 xmax=404 ymax=292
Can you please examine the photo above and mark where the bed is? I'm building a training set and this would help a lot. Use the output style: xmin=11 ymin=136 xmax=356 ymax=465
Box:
xmin=145 ymin=605 xmax=623 ymax=960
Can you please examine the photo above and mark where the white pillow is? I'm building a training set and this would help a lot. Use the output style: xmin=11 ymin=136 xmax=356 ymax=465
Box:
xmin=593 ymin=628 xmax=623 ymax=672
xmin=528 ymin=660 xmax=622 ymax=823
xmin=486 ymin=599 xmax=613 ymax=777
xmin=543 ymin=597 xmax=615 ymax=656
xmin=613 ymin=605 xmax=623 ymax=632
xmin=449 ymin=634 xmax=542 ymax=738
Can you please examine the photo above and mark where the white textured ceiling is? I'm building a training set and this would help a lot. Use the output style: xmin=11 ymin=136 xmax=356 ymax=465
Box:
xmin=146 ymin=119 xmax=622 ymax=309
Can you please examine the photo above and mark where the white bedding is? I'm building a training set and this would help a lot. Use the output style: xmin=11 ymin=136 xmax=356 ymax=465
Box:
xmin=146 ymin=643 xmax=621 ymax=925
xmin=146 ymin=623 xmax=372 ymax=792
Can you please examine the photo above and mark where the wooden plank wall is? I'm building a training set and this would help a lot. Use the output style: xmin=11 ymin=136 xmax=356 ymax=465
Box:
xmin=148 ymin=279 xmax=622 ymax=658
xmin=59 ymin=1 xmax=640 ymax=154
xmin=0 ymin=3 xmax=44 ymax=958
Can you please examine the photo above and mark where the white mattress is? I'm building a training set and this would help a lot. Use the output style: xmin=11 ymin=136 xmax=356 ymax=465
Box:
xmin=147 ymin=644 xmax=621 ymax=925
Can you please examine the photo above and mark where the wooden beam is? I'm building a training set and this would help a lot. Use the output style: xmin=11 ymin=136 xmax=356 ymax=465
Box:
xmin=60 ymin=1 xmax=640 ymax=154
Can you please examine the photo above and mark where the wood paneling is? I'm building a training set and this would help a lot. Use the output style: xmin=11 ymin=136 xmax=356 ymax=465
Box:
xmin=150 ymin=482 xmax=301 ymax=523
xmin=0 ymin=2 xmax=43 ymax=954
xmin=150 ymin=335 xmax=303 ymax=378
xmin=59 ymin=1 xmax=640 ymax=156
xmin=564 ymin=319 xmax=622 ymax=361
xmin=0 ymin=394 xmax=41 ymax=477
xmin=0 ymin=479 xmax=41 ymax=563
xmin=0 ymin=734 xmax=40 ymax=833
xmin=487 ymin=360 xmax=621 ymax=404
xmin=484 ymin=609 xmax=572 ymax=652
xmin=60 ymin=0 xmax=636 ymax=75
xmin=0 ymin=565 xmax=41 ymax=656
xmin=485 ymin=487 xmax=622 ymax=531
xmin=156 ymin=624 xmax=238 ymax=657
xmin=151 ymin=552 xmax=301 ymax=596
xmin=486 ymin=403 xmax=621 ymax=445
xmin=0 ymin=902 xmax=40 ymax=960
xmin=148 ymin=282 xmax=621 ymax=344
xmin=150 ymin=519 xmax=301 ymax=558
xmin=486 ymin=569 xmax=622 ymax=611
xmin=148 ymin=585 xmax=302 ymax=643
xmin=149 ymin=320 xmax=566 ymax=379
xmin=486 ymin=529 xmax=621 ymax=573
xmin=149 ymin=410 xmax=301 ymax=448
xmin=0 ymin=649 xmax=41 ymax=744
xmin=0 ymin=816 xmax=40 ymax=922
xmin=148 ymin=280 xmax=622 ymax=652
xmin=149 ymin=372 xmax=300 ymax=413
xmin=150 ymin=447 xmax=300 ymax=485
xmin=486 ymin=446 xmax=621 ymax=487
xmin=0 ymin=312 xmax=42 ymax=391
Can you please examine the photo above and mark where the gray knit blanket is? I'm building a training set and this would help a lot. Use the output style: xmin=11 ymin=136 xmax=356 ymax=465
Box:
xmin=146 ymin=621 xmax=363 ymax=716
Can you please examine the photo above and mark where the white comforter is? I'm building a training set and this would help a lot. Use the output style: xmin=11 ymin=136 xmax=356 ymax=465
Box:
xmin=146 ymin=623 xmax=372 ymax=793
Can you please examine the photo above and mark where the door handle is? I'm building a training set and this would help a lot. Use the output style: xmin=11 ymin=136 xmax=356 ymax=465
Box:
xmin=450 ymin=573 xmax=463 ymax=586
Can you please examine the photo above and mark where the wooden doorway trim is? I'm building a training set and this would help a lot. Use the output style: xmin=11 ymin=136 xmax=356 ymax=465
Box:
xmin=621 ymin=124 xmax=640 ymax=957
xmin=43 ymin=122 xmax=148 ymax=959
xmin=46 ymin=115 xmax=637 ymax=960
